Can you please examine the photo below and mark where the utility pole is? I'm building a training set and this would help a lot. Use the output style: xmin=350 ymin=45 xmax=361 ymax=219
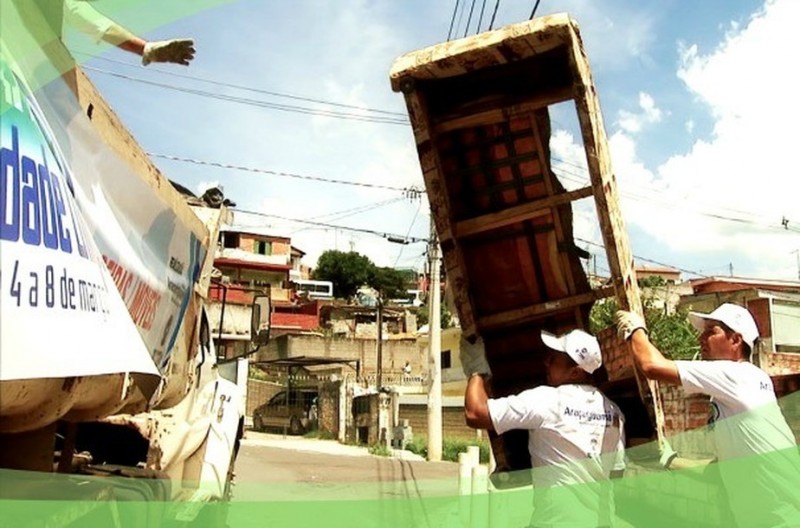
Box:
xmin=427 ymin=219 xmax=443 ymax=461
xmin=376 ymin=298 xmax=383 ymax=391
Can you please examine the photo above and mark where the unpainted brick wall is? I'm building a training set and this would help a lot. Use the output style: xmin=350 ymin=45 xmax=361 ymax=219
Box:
xmin=596 ymin=327 xmax=634 ymax=381
xmin=658 ymin=384 xmax=715 ymax=458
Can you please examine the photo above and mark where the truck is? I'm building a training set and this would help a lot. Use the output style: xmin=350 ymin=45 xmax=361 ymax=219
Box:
xmin=0 ymin=2 xmax=270 ymax=525
xmin=390 ymin=13 xmax=673 ymax=481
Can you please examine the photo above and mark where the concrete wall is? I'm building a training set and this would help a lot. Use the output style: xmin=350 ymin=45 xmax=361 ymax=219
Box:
xmin=257 ymin=335 xmax=426 ymax=379
xmin=398 ymin=403 xmax=479 ymax=441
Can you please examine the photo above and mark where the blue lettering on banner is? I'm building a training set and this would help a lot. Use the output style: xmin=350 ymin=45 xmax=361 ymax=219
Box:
xmin=0 ymin=125 xmax=86 ymax=258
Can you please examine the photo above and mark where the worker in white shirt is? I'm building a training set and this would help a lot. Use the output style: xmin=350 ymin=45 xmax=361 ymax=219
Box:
xmin=463 ymin=329 xmax=626 ymax=527
xmin=616 ymin=303 xmax=800 ymax=527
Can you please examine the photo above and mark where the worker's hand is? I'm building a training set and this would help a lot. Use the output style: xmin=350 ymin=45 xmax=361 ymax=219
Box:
xmin=142 ymin=39 xmax=195 ymax=66
xmin=615 ymin=310 xmax=648 ymax=341
xmin=460 ymin=337 xmax=491 ymax=378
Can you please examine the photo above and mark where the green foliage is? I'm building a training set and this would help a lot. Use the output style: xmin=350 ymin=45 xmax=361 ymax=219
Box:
xmin=589 ymin=276 xmax=700 ymax=360
xmin=369 ymin=266 xmax=408 ymax=300
xmin=303 ymin=429 xmax=337 ymax=440
xmin=404 ymin=436 xmax=490 ymax=463
xmin=313 ymin=250 xmax=375 ymax=299
xmin=312 ymin=250 xmax=409 ymax=301
xmin=368 ymin=443 xmax=392 ymax=457
xmin=415 ymin=297 xmax=453 ymax=329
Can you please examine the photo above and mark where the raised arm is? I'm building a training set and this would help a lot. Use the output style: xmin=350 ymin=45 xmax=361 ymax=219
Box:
xmin=616 ymin=311 xmax=681 ymax=385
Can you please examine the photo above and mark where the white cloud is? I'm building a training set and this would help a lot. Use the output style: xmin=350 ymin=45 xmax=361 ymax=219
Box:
xmin=616 ymin=92 xmax=663 ymax=134
xmin=604 ymin=0 xmax=800 ymax=278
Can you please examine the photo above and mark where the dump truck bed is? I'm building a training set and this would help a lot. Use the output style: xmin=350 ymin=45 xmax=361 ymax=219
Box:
xmin=391 ymin=14 xmax=665 ymax=475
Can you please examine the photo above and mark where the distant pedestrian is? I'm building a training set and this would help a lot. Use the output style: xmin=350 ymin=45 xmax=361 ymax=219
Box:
xmin=403 ymin=361 xmax=412 ymax=378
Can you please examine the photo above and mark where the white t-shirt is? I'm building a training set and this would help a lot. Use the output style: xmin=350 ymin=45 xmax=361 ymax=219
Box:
xmin=676 ymin=360 xmax=800 ymax=526
xmin=488 ymin=384 xmax=625 ymax=527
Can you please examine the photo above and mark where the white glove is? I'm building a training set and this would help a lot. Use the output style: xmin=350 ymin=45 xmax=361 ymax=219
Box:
xmin=460 ymin=337 xmax=491 ymax=377
xmin=142 ymin=39 xmax=195 ymax=66
xmin=615 ymin=310 xmax=648 ymax=341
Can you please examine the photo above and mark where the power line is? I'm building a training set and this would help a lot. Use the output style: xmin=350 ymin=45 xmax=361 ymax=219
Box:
xmin=529 ymin=0 xmax=542 ymax=20
xmin=488 ymin=0 xmax=501 ymax=30
xmin=73 ymin=50 xmax=408 ymax=118
xmin=447 ymin=0 xmax=461 ymax=40
xmin=82 ymin=66 xmax=409 ymax=126
xmin=148 ymin=152 xmax=424 ymax=196
xmin=289 ymin=197 xmax=407 ymax=235
xmin=394 ymin=200 xmax=423 ymax=266
xmin=231 ymin=208 xmax=428 ymax=244
xmin=576 ymin=237 xmax=708 ymax=278
xmin=476 ymin=0 xmax=488 ymax=33
xmin=464 ymin=0 xmax=478 ymax=38
xmin=455 ymin=0 xmax=468 ymax=39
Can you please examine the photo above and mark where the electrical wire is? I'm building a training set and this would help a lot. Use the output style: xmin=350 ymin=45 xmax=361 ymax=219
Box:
xmin=148 ymin=152 xmax=424 ymax=195
xmin=72 ymin=50 xmax=408 ymax=118
xmin=476 ymin=0 xmax=488 ymax=34
xmin=464 ymin=0 xmax=478 ymax=38
xmin=394 ymin=200 xmax=423 ymax=266
xmin=487 ymin=0 xmax=501 ymax=30
xmin=529 ymin=0 xmax=542 ymax=20
xmin=576 ymin=237 xmax=708 ymax=278
xmin=447 ymin=0 xmax=461 ymax=41
xmin=231 ymin=208 xmax=428 ymax=244
xmin=83 ymin=66 xmax=409 ymax=126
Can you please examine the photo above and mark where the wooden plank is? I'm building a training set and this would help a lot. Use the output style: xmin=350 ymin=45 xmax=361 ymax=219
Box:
xmin=432 ymin=87 xmax=574 ymax=135
xmin=454 ymin=186 xmax=592 ymax=238
xmin=406 ymin=90 xmax=480 ymax=340
xmin=478 ymin=286 xmax=615 ymax=331
xmin=530 ymin=113 xmax=578 ymax=298
xmin=567 ymin=23 xmax=669 ymax=454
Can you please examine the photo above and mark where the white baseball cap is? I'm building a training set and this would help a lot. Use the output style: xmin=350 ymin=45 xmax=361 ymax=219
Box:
xmin=541 ymin=329 xmax=602 ymax=374
xmin=688 ymin=303 xmax=759 ymax=349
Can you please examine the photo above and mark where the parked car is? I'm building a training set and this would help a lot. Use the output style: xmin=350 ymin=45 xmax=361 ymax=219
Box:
xmin=252 ymin=389 xmax=318 ymax=435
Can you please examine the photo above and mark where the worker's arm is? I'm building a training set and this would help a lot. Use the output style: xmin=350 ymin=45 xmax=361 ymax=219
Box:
xmin=616 ymin=311 xmax=681 ymax=385
xmin=64 ymin=1 xmax=195 ymax=65
xmin=464 ymin=374 xmax=494 ymax=431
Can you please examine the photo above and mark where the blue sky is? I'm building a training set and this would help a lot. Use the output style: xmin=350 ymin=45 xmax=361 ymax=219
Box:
xmin=68 ymin=0 xmax=799 ymax=280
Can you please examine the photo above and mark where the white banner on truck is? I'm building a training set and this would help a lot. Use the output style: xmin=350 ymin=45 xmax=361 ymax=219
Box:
xmin=31 ymin=72 xmax=209 ymax=371
xmin=0 ymin=54 xmax=159 ymax=382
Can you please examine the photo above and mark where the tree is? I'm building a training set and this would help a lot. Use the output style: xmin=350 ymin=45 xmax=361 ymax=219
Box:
xmin=589 ymin=276 xmax=700 ymax=360
xmin=312 ymin=251 xmax=410 ymax=302
xmin=312 ymin=250 xmax=374 ymax=299
xmin=369 ymin=266 xmax=408 ymax=301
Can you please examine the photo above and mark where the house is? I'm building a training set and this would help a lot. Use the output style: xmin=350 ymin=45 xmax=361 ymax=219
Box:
xmin=207 ymin=227 xmax=320 ymax=358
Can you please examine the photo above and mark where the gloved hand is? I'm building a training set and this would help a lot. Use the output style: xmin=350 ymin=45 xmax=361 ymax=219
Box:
xmin=142 ymin=39 xmax=195 ymax=66
xmin=615 ymin=310 xmax=648 ymax=341
xmin=460 ymin=337 xmax=491 ymax=378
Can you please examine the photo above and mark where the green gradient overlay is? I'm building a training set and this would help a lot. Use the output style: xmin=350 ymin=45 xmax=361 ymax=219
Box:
xmin=1 ymin=392 xmax=797 ymax=527
xmin=1 ymin=1 xmax=799 ymax=526
xmin=0 ymin=0 xmax=235 ymax=95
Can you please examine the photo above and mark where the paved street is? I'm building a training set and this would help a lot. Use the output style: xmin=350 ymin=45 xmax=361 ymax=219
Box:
xmin=232 ymin=432 xmax=460 ymax=502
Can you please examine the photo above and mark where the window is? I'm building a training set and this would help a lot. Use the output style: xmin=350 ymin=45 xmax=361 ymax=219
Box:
xmin=255 ymin=240 xmax=272 ymax=255
xmin=223 ymin=233 xmax=240 ymax=248
xmin=441 ymin=349 xmax=451 ymax=369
